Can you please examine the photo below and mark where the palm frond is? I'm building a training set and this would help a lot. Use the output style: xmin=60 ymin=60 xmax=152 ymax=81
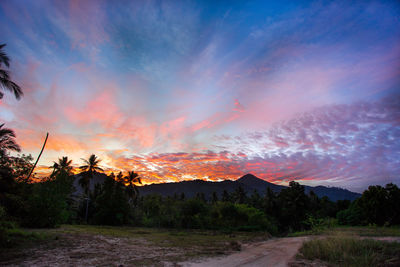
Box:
xmin=0 ymin=44 xmax=10 ymax=67
xmin=0 ymin=124 xmax=21 ymax=152
xmin=0 ymin=69 xmax=23 ymax=99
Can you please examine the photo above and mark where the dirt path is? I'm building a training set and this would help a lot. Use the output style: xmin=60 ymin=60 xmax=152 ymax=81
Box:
xmin=179 ymin=236 xmax=310 ymax=267
xmin=180 ymin=235 xmax=400 ymax=267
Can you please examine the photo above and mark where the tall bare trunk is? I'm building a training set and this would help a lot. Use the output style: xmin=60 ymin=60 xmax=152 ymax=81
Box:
xmin=27 ymin=132 xmax=49 ymax=180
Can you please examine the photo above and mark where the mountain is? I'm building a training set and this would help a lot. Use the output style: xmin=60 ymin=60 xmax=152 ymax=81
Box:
xmin=236 ymin=173 xmax=285 ymax=192
xmin=136 ymin=173 xmax=361 ymax=201
xmin=72 ymin=171 xmax=108 ymax=196
xmin=303 ymin=185 xmax=360 ymax=202
xmin=235 ymin=174 xmax=360 ymax=201
xmin=72 ymin=172 xmax=361 ymax=201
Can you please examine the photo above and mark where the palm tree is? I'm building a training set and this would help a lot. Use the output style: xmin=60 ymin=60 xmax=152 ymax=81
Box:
xmin=124 ymin=170 xmax=142 ymax=203
xmin=116 ymin=171 xmax=124 ymax=183
xmin=0 ymin=44 xmax=23 ymax=100
xmin=49 ymin=156 xmax=73 ymax=177
xmin=79 ymin=154 xmax=103 ymax=222
xmin=0 ymin=123 xmax=21 ymax=157
xmin=79 ymin=154 xmax=103 ymax=194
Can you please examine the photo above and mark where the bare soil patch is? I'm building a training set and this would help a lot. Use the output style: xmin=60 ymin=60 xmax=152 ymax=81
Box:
xmin=0 ymin=225 xmax=268 ymax=266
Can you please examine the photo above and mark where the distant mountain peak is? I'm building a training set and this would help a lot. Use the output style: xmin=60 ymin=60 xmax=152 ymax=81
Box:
xmin=236 ymin=174 xmax=279 ymax=190
xmin=237 ymin=173 xmax=261 ymax=181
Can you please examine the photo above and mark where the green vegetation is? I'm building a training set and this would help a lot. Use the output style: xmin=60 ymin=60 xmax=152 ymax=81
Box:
xmin=337 ymin=183 xmax=400 ymax=226
xmin=298 ymin=237 xmax=400 ymax=267
xmin=290 ymin=225 xmax=400 ymax=238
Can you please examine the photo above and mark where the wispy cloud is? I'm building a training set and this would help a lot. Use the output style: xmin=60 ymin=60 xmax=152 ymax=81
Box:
xmin=0 ymin=0 xmax=399 ymax=191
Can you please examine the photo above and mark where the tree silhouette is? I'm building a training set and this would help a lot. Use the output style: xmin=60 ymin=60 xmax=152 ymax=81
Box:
xmin=49 ymin=156 xmax=73 ymax=178
xmin=211 ymin=191 xmax=218 ymax=204
xmin=79 ymin=154 xmax=103 ymax=195
xmin=0 ymin=44 xmax=23 ymax=100
xmin=263 ymin=187 xmax=278 ymax=217
xmin=0 ymin=123 xmax=21 ymax=157
xmin=116 ymin=171 xmax=124 ymax=184
xmin=222 ymin=190 xmax=230 ymax=202
xmin=278 ymin=181 xmax=309 ymax=230
xmin=124 ymin=170 xmax=142 ymax=203
xmin=233 ymin=186 xmax=247 ymax=204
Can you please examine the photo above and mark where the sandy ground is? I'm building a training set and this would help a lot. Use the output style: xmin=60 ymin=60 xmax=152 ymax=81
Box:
xmin=179 ymin=236 xmax=310 ymax=267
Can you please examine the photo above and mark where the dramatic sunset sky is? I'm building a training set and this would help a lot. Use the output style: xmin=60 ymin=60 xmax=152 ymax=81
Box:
xmin=0 ymin=0 xmax=399 ymax=192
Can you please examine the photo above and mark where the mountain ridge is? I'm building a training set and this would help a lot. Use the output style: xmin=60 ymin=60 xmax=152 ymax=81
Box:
xmin=72 ymin=172 xmax=360 ymax=201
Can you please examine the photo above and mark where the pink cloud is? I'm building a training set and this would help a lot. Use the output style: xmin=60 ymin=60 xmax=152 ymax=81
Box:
xmin=64 ymin=89 xmax=123 ymax=128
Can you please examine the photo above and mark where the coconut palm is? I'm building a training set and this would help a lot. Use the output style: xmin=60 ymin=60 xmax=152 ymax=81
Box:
xmin=124 ymin=170 xmax=142 ymax=202
xmin=49 ymin=156 xmax=73 ymax=177
xmin=78 ymin=154 xmax=103 ymax=194
xmin=116 ymin=171 xmax=124 ymax=183
xmin=0 ymin=123 xmax=21 ymax=157
xmin=0 ymin=44 xmax=23 ymax=100
xmin=79 ymin=154 xmax=103 ymax=222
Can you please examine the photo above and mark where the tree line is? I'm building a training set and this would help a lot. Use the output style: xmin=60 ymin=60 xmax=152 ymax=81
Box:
xmin=1 ymin=151 xmax=399 ymax=235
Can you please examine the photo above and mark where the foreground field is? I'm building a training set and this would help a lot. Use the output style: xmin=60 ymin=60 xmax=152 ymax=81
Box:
xmin=1 ymin=225 xmax=399 ymax=266
xmin=0 ymin=225 xmax=269 ymax=266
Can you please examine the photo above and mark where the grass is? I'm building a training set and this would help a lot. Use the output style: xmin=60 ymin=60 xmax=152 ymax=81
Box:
xmin=1 ymin=227 xmax=51 ymax=248
xmin=326 ymin=226 xmax=400 ymax=237
xmin=290 ymin=225 xmax=400 ymax=237
xmin=56 ymin=224 xmax=268 ymax=248
xmin=297 ymin=236 xmax=400 ymax=267
xmin=0 ymin=227 xmax=55 ymax=265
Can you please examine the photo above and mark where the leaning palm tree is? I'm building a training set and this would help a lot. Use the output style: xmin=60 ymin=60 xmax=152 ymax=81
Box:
xmin=0 ymin=44 xmax=23 ymax=100
xmin=79 ymin=154 xmax=103 ymax=194
xmin=49 ymin=156 xmax=73 ymax=178
xmin=124 ymin=170 xmax=142 ymax=203
xmin=0 ymin=123 xmax=21 ymax=157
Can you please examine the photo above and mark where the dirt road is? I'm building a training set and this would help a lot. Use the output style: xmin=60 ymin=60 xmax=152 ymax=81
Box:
xmin=180 ymin=236 xmax=309 ymax=267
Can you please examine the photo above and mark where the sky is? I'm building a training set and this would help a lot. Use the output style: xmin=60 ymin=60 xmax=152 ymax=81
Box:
xmin=0 ymin=0 xmax=399 ymax=192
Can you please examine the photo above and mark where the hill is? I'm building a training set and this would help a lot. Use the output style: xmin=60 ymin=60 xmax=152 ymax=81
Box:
xmin=139 ymin=173 xmax=360 ymax=201
xmin=72 ymin=172 xmax=360 ymax=201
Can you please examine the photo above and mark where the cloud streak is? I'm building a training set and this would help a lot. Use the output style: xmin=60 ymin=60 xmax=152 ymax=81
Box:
xmin=0 ymin=0 xmax=399 ymax=191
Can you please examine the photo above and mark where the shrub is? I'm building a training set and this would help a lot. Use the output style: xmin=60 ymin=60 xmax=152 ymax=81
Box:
xmin=23 ymin=173 xmax=73 ymax=228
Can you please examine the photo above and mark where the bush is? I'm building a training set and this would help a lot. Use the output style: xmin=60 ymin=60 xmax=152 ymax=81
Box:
xmin=0 ymin=204 xmax=31 ymax=248
xmin=23 ymin=173 xmax=73 ymax=228
xmin=181 ymin=199 xmax=208 ymax=228
xmin=92 ymin=178 xmax=131 ymax=225
xmin=337 ymin=203 xmax=365 ymax=226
